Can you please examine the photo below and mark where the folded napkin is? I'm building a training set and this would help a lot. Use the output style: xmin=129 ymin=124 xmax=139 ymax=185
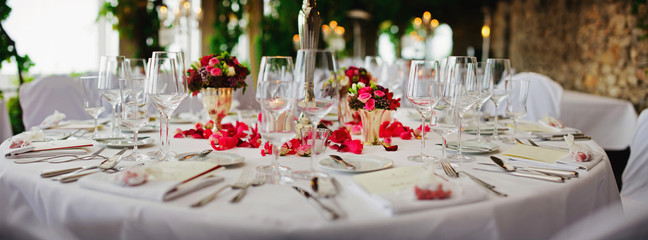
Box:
xmin=350 ymin=167 xmax=487 ymax=215
xmin=40 ymin=110 xmax=66 ymax=129
xmin=507 ymin=122 xmax=560 ymax=133
xmin=2 ymin=138 xmax=94 ymax=158
xmin=503 ymin=144 xmax=603 ymax=171
xmin=78 ymin=161 xmax=225 ymax=202
xmin=49 ymin=122 xmax=97 ymax=131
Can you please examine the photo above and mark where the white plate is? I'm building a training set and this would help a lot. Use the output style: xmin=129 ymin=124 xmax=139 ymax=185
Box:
xmin=319 ymin=155 xmax=393 ymax=173
xmin=122 ymin=125 xmax=158 ymax=133
xmin=175 ymin=151 xmax=245 ymax=166
xmin=97 ymin=137 xmax=155 ymax=148
xmin=446 ymin=141 xmax=499 ymax=154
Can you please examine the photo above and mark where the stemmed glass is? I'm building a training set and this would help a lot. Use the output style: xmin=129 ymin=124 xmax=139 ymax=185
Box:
xmin=125 ymin=58 xmax=147 ymax=81
xmin=80 ymin=76 xmax=105 ymax=139
xmin=445 ymin=59 xmax=479 ymax=162
xmin=471 ymin=62 xmax=494 ymax=142
xmin=505 ymin=79 xmax=530 ymax=143
xmin=98 ymin=56 xmax=126 ymax=138
xmin=257 ymin=79 xmax=297 ymax=184
xmin=485 ymin=59 xmax=511 ymax=141
xmin=294 ymin=49 xmax=338 ymax=179
xmin=146 ymin=51 xmax=188 ymax=161
xmin=429 ymin=104 xmax=458 ymax=165
xmin=406 ymin=60 xmax=441 ymax=162
xmin=119 ymin=77 xmax=150 ymax=162
xmin=256 ymin=56 xmax=295 ymax=173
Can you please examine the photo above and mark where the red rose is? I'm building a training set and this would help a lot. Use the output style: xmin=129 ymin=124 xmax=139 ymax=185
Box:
xmin=330 ymin=128 xmax=352 ymax=143
xmin=200 ymin=54 xmax=213 ymax=66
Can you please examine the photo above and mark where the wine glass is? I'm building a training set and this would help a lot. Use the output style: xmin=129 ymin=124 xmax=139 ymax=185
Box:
xmin=485 ymin=58 xmax=511 ymax=141
xmin=294 ymin=49 xmax=338 ymax=179
xmin=80 ymin=76 xmax=105 ymax=139
xmin=429 ymin=103 xmax=459 ymax=165
xmin=258 ymin=79 xmax=297 ymax=184
xmin=98 ymin=56 xmax=126 ymax=138
xmin=119 ymin=77 xmax=150 ymax=162
xmin=146 ymin=51 xmax=189 ymax=161
xmin=471 ymin=62 xmax=494 ymax=142
xmin=445 ymin=59 xmax=479 ymax=162
xmin=505 ymin=79 xmax=530 ymax=143
xmin=406 ymin=60 xmax=441 ymax=162
xmin=256 ymin=56 xmax=295 ymax=173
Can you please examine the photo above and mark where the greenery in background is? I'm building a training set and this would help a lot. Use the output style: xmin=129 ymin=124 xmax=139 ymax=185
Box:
xmin=209 ymin=0 xmax=246 ymax=54
xmin=98 ymin=0 xmax=165 ymax=58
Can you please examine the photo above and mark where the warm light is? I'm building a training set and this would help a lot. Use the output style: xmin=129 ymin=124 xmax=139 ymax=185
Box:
xmin=423 ymin=11 xmax=431 ymax=20
xmin=183 ymin=1 xmax=191 ymax=10
xmin=414 ymin=17 xmax=422 ymax=27
xmin=409 ymin=31 xmax=418 ymax=36
xmin=334 ymin=26 xmax=345 ymax=35
xmin=160 ymin=6 xmax=168 ymax=15
xmin=430 ymin=19 xmax=439 ymax=28
xmin=322 ymin=24 xmax=330 ymax=34
xmin=481 ymin=25 xmax=490 ymax=38
xmin=329 ymin=20 xmax=338 ymax=29
xmin=293 ymin=34 xmax=300 ymax=42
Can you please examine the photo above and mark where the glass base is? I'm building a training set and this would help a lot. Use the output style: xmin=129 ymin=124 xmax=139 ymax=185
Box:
xmin=407 ymin=154 xmax=430 ymax=163
xmin=448 ymin=154 xmax=475 ymax=163
xmin=265 ymin=171 xmax=294 ymax=185
xmin=120 ymin=152 xmax=151 ymax=162
xmin=146 ymin=149 xmax=177 ymax=161
xmin=256 ymin=165 xmax=291 ymax=173
xmin=291 ymin=170 xmax=330 ymax=181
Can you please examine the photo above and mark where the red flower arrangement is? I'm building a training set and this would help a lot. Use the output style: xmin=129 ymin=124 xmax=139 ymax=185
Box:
xmin=348 ymin=84 xmax=400 ymax=111
xmin=174 ymin=120 xmax=261 ymax=151
xmin=187 ymin=52 xmax=250 ymax=96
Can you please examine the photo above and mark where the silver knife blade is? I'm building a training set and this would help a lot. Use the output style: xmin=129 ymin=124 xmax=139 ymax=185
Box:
xmin=293 ymin=186 xmax=339 ymax=220
xmin=329 ymin=155 xmax=356 ymax=170
xmin=473 ymin=167 xmax=565 ymax=183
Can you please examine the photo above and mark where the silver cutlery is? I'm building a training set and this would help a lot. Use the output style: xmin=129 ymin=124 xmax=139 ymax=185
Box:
xmin=527 ymin=139 xmax=570 ymax=152
xmin=536 ymin=135 xmax=591 ymax=141
xmin=190 ymin=184 xmax=232 ymax=208
xmin=58 ymin=148 xmax=127 ymax=183
xmin=180 ymin=149 xmax=213 ymax=161
xmin=440 ymin=161 xmax=507 ymax=197
xmin=329 ymin=155 xmax=356 ymax=170
xmin=231 ymin=172 xmax=266 ymax=203
xmin=14 ymin=147 xmax=107 ymax=164
xmin=94 ymin=136 xmax=151 ymax=141
xmin=191 ymin=169 xmax=253 ymax=207
xmin=293 ymin=186 xmax=340 ymax=220
xmin=478 ymin=162 xmax=578 ymax=179
xmin=310 ymin=176 xmax=339 ymax=198
xmin=489 ymin=156 xmax=564 ymax=183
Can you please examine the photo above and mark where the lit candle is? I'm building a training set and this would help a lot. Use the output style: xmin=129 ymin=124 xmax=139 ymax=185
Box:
xmin=481 ymin=25 xmax=490 ymax=64
xmin=269 ymin=99 xmax=284 ymax=108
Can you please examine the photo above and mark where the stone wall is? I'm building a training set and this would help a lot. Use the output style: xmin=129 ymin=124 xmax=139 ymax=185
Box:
xmin=492 ymin=0 xmax=648 ymax=111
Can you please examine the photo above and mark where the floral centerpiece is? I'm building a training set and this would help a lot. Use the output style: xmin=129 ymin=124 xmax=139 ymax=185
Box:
xmin=347 ymin=83 xmax=401 ymax=145
xmin=323 ymin=66 xmax=377 ymax=124
xmin=187 ymin=52 xmax=250 ymax=130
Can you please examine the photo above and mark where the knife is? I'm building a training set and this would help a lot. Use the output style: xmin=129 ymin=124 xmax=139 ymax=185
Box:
xmin=489 ymin=156 xmax=565 ymax=183
xmin=58 ymin=148 xmax=128 ymax=183
xmin=537 ymin=136 xmax=591 ymax=141
xmin=329 ymin=155 xmax=356 ymax=170
xmin=478 ymin=163 xmax=578 ymax=178
xmin=292 ymin=186 xmax=339 ymax=220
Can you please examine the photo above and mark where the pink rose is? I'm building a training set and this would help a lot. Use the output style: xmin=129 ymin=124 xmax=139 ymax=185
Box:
xmin=350 ymin=124 xmax=362 ymax=135
xmin=296 ymin=145 xmax=311 ymax=157
xmin=364 ymin=98 xmax=376 ymax=111
xmin=359 ymin=86 xmax=373 ymax=94
xmin=374 ymin=90 xmax=385 ymax=98
xmin=233 ymin=57 xmax=240 ymax=65
xmin=206 ymin=66 xmax=214 ymax=72
xmin=210 ymin=68 xmax=222 ymax=76
xmin=358 ymin=93 xmax=372 ymax=103
xmin=209 ymin=57 xmax=220 ymax=66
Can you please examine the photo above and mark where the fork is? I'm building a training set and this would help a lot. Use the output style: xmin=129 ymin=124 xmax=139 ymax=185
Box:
xmin=48 ymin=147 xmax=109 ymax=163
xmin=230 ymin=172 xmax=266 ymax=203
xmin=189 ymin=170 xmax=252 ymax=207
xmin=14 ymin=147 xmax=107 ymax=164
xmin=441 ymin=160 xmax=507 ymax=197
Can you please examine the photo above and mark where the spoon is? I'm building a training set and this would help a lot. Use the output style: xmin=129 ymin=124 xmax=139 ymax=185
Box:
xmin=59 ymin=148 xmax=127 ymax=183
xmin=310 ymin=176 xmax=338 ymax=198
xmin=181 ymin=149 xmax=213 ymax=161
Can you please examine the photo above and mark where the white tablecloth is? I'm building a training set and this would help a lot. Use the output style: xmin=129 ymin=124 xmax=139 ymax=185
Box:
xmin=560 ymin=90 xmax=637 ymax=150
xmin=0 ymin=111 xmax=621 ymax=240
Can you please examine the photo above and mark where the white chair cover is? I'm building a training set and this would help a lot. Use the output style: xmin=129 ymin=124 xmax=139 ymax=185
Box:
xmin=19 ymin=75 xmax=90 ymax=129
xmin=0 ymin=100 xmax=12 ymax=139
xmin=550 ymin=202 xmax=648 ymax=240
xmin=512 ymin=72 xmax=563 ymax=121
xmin=621 ymin=109 xmax=648 ymax=212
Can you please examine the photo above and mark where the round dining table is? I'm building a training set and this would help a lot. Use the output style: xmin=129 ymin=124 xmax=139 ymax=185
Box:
xmin=0 ymin=110 xmax=620 ymax=240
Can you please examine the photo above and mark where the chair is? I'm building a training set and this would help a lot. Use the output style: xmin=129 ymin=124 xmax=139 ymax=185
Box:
xmin=511 ymin=72 xmax=563 ymax=121
xmin=621 ymin=109 xmax=648 ymax=213
xmin=19 ymin=75 xmax=90 ymax=129
xmin=0 ymin=100 xmax=13 ymax=139
xmin=550 ymin=202 xmax=648 ymax=240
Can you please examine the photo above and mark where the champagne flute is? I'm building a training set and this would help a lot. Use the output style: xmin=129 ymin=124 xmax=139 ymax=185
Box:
xmin=505 ymin=79 xmax=530 ymax=143
xmin=406 ymin=60 xmax=441 ymax=162
xmin=485 ymin=59 xmax=511 ymax=141
xmin=119 ymin=77 xmax=150 ymax=162
xmin=146 ymin=51 xmax=188 ymax=161
xmin=445 ymin=59 xmax=479 ymax=162
xmin=256 ymin=56 xmax=295 ymax=173
xmin=258 ymin=79 xmax=297 ymax=184
xmin=98 ymin=56 xmax=126 ymax=138
xmin=294 ymin=49 xmax=338 ymax=179
xmin=80 ymin=76 xmax=105 ymax=139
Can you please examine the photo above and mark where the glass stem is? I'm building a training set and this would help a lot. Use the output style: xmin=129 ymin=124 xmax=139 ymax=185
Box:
xmin=476 ymin=104 xmax=482 ymax=141
xmin=442 ymin=135 xmax=448 ymax=158
xmin=271 ymin=143 xmax=279 ymax=171
xmin=420 ymin=114 xmax=426 ymax=156
xmin=493 ymin=102 xmax=499 ymax=138
xmin=133 ymin=129 xmax=139 ymax=153
xmin=93 ymin=117 xmax=98 ymax=139
xmin=310 ymin=127 xmax=317 ymax=175
xmin=457 ymin=112 xmax=464 ymax=156
xmin=513 ymin=118 xmax=518 ymax=140
xmin=111 ymin=104 xmax=117 ymax=137
xmin=164 ymin=115 xmax=170 ymax=153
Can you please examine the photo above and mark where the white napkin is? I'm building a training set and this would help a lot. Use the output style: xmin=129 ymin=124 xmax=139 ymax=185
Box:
xmin=1 ymin=138 xmax=93 ymax=158
xmin=79 ymin=172 xmax=224 ymax=202
xmin=40 ymin=110 xmax=66 ymax=129
xmin=508 ymin=153 xmax=604 ymax=171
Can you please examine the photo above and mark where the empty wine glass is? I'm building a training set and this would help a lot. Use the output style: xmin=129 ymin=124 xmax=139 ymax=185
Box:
xmin=406 ymin=60 xmax=441 ymax=162
xmin=258 ymin=79 xmax=297 ymax=184
xmin=119 ymin=77 xmax=150 ymax=162
xmin=445 ymin=59 xmax=479 ymax=162
xmin=429 ymin=104 xmax=459 ymax=165
xmin=485 ymin=58 xmax=511 ymax=141
xmin=505 ymin=79 xmax=530 ymax=144
xmin=471 ymin=62 xmax=494 ymax=142
xmin=256 ymin=56 xmax=295 ymax=173
xmin=146 ymin=51 xmax=188 ymax=161
xmin=98 ymin=56 xmax=126 ymax=138
xmin=80 ymin=76 xmax=105 ymax=139
xmin=294 ymin=49 xmax=338 ymax=179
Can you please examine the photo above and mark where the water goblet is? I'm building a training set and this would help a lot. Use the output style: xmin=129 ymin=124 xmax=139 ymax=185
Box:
xmin=80 ymin=76 xmax=105 ymax=139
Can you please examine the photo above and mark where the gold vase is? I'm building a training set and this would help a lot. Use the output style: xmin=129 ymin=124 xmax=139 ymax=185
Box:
xmin=338 ymin=92 xmax=360 ymax=125
xmin=359 ymin=109 xmax=387 ymax=145
xmin=201 ymin=88 xmax=233 ymax=131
